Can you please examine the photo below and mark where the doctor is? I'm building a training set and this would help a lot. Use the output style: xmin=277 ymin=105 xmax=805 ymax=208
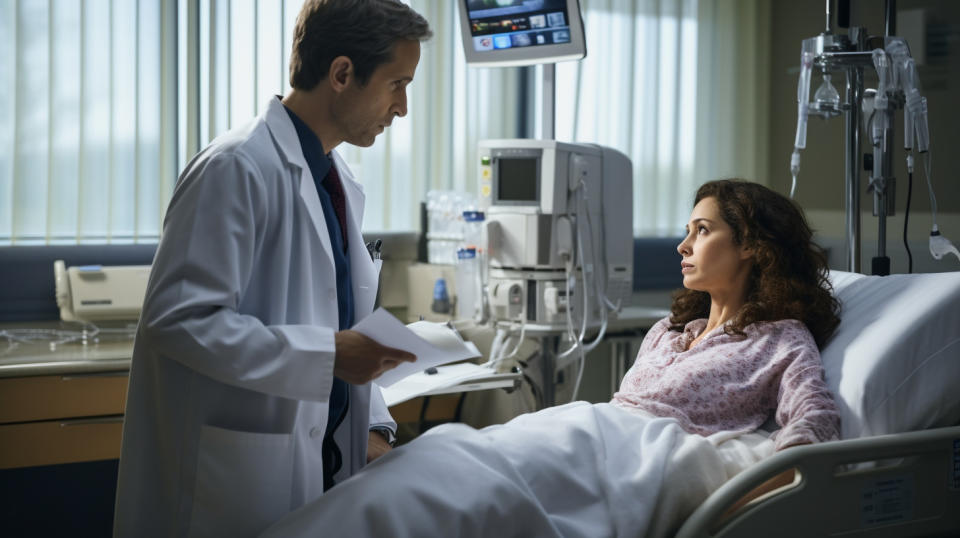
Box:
xmin=113 ymin=1 xmax=432 ymax=536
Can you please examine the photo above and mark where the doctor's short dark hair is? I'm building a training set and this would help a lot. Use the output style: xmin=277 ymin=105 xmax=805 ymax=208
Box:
xmin=669 ymin=179 xmax=841 ymax=349
xmin=289 ymin=0 xmax=432 ymax=90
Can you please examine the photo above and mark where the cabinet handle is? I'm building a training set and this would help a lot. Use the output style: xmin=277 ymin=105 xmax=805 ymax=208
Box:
xmin=59 ymin=415 xmax=124 ymax=427
xmin=60 ymin=371 xmax=128 ymax=381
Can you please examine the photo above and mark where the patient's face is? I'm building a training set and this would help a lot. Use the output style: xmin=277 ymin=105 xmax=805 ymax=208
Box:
xmin=677 ymin=197 xmax=753 ymax=299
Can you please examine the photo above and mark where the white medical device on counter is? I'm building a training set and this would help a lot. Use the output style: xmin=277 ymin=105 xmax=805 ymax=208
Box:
xmin=478 ymin=139 xmax=633 ymax=336
xmin=53 ymin=260 xmax=150 ymax=322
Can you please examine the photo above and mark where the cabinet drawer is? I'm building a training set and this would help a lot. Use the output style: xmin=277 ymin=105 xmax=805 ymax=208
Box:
xmin=0 ymin=373 xmax=128 ymax=424
xmin=0 ymin=416 xmax=123 ymax=469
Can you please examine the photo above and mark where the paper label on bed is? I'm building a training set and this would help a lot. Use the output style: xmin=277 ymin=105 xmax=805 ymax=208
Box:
xmin=952 ymin=439 xmax=960 ymax=491
xmin=860 ymin=474 xmax=914 ymax=527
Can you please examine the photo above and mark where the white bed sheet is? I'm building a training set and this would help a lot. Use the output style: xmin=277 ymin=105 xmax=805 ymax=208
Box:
xmin=824 ymin=270 xmax=960 ymax=438
xmin=261 ymin=402 xmax=773 ymax=538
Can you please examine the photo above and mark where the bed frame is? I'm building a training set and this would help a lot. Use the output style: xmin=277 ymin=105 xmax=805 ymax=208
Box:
xmin=676 ymin=424 xmax=960 ymax=537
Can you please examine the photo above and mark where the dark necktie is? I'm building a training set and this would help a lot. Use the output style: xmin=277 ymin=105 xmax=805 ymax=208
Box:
xmin=323 ymin=165 xmax=348 ymax=250
xmin=321 ymin=163 xmax=350 ymax=491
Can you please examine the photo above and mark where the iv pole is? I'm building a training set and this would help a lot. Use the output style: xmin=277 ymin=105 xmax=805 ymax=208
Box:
xmin=794 ymin=1 xmax=957 ymax=274
xmin=798 ymin=0 xmax=899 ymax=274
xmin=535 ymin=61 xmax=557 ymax=407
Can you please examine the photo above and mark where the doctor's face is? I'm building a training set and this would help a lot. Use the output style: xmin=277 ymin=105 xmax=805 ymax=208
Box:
xmin=333 ymin=39 xmax=421 ymax=147
xmin=677 ymin=197 xmax=753 ymax=298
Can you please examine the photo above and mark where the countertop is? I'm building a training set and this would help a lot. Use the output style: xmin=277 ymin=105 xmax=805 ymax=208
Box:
xmin=0 ymin=305 xmax=670 ymax=379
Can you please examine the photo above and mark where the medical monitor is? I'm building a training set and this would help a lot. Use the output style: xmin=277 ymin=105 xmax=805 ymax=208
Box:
xmin=457 ymin=0 xmax=586 ymax=67
xmin=496 ymin=157 xmax=539 ymax=203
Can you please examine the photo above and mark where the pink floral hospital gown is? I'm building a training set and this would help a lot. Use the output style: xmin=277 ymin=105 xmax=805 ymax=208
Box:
xmin=611 ymin=317 xmax=840 ymax=450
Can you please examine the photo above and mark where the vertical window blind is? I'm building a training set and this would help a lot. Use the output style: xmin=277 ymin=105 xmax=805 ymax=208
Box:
xmin=2 ymin=0 xmax=175 ymax=245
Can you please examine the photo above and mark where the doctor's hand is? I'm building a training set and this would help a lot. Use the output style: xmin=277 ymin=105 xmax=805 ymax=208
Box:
xmin=333 ymin=330 xmax=416 ymax=385
xmin=367 ymin=430 xmax=393 ymax=463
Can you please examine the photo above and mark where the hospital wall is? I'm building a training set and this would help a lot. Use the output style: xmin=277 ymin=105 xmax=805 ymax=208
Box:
xmin=767 ymin=0 xmax=960 ymax=274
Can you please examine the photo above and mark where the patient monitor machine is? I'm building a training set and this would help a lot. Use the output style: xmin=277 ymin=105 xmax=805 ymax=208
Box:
xmin=478 ymin=139 xmax=633 ymax=338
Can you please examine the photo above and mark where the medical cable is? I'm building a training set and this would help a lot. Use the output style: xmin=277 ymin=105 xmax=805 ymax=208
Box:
xmin=560 ymin=264 xmax=587 ymax=402
xmin=790 ymin=51 xmax=815 ymax=199
xmin=557 ymin=257 xmax=580 ymax=360
xmin=494 ymin=318 xmax=528 ymax=366
xmin=569 ymin=183 xmax=605 ymax=400
xmin=486 ymin=327 xmax=508 ymax=369
xmin=554 ymin=180 xmax=618 ymax=400
xmin=555 ymin=215 xmax=587 ymax=400
xmin=577 ymin=180 xmax=611 ymax=354
xmin=922 ymin=151 xmax=938 ymax=229
xmin=573 ymin=186 xmax=593 ymax=352
xmin=0 ymin=321 xmax=135 ymax=357
xmin=571 ymin=192 xmax=590 ymax=400
xmin=903 ymin=152 xmax=914 ymax=273
xmin=557 ymin=181 xmax=611 ymax=361
xmin=0 ymin=328 xmax=97 ymax=356
xmin=516 ymin=375 xmax=537 ymax=414
xmin=557 ymin=187 xmax=589 ymax=361
xmin=520 ymin=371 xmax=543 ymax=410
xmin=922 ymin=151 xmax=960 ymax=262
xmin=581 ymin=178 xmax=620 ymax=321
xmin=485 ymin=316 xmax=535 ymax=373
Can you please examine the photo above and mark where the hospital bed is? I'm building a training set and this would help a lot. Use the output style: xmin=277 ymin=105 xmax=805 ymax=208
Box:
xmin=677 ymin=270 xmax=960 ymax=537
xmin=263 ymin=269 xmax=959 ymax=537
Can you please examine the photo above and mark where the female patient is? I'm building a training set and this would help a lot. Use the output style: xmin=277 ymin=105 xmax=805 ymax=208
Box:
xmin=263 ymin=179 xmax=841 ymax=537
xmin=613 ymin=179 xmax=840 ymax=450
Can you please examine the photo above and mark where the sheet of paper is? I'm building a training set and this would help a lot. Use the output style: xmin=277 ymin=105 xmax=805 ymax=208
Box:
xmin=379 ymin=362 xmax=497 ymax=406
xmin=351 ymin=308 xmax=481 ymax=387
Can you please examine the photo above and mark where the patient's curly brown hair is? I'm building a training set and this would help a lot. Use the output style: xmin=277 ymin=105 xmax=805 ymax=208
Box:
xmin=669 ymin=179 xmax=841 ymax=348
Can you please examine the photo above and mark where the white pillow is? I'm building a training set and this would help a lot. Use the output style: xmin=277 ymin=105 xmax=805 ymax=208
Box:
xmin=822 ymin=270 xmax=960 ymax=439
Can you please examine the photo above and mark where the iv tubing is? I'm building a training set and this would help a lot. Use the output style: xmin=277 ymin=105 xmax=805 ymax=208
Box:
xmin=922 ymin=151 xmax=938 ymax=228
xmin=903 ymin=153 xmax=914 ymax=273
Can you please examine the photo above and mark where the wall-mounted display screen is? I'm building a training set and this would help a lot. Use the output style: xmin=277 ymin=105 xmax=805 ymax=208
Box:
xmin=457 ymin=0 xmax=586 ymax=67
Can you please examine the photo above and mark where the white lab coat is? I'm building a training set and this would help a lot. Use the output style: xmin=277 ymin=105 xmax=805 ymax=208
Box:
xmin=113 ymin=97 xmax=396 ymax=537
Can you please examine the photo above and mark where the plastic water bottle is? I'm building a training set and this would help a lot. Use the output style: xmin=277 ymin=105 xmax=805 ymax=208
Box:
xmin=455 ymin=248 xmax=477 ymax=320
xmin=431 ymin=277 xmax=451 ymax=314
xmin=462 ymin=210 xmax=485 ymax=250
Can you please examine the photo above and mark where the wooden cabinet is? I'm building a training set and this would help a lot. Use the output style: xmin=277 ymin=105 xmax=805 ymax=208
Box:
xmin=0 ymin=372 xmax=128 ymax=469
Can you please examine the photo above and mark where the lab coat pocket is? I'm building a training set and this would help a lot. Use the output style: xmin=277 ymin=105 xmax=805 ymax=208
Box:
xmin=188 ymin=424 xmax=294 ymax=538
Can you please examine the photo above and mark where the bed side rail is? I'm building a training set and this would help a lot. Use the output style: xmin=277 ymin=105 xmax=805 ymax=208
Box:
xmin=676 ymin=425 xmax=960 ymax=538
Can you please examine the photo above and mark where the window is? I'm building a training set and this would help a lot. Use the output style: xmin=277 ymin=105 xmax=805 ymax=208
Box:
xmin=1 ymin=0 xmax=768 ymax=244
xmin=1 ymin=0 xmax=175 ymax=245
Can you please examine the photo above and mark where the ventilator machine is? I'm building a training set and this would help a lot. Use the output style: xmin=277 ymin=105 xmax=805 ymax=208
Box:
xmin=479 ymin=139 xmax=632 ymax=333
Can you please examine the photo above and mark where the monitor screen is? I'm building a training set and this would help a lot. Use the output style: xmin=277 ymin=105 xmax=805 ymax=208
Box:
xmin=457 ymin=0 xmax=586 ymax=67
xmin=496 ymin=157 xmax=539 ymax=202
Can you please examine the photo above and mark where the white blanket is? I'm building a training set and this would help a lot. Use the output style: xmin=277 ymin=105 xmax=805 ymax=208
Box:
xmin=261 ymin=402 xmax=774 ymax=537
